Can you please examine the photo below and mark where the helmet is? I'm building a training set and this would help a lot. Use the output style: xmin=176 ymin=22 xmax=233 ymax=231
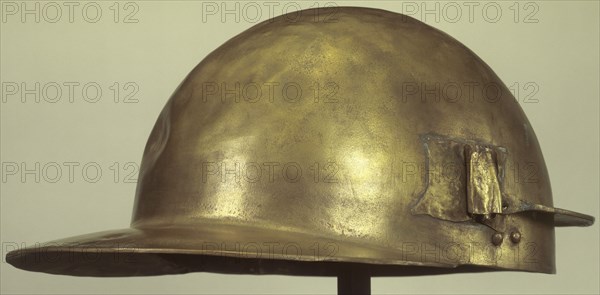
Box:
xmin=6 ymin=6 xmax=594 ymax=276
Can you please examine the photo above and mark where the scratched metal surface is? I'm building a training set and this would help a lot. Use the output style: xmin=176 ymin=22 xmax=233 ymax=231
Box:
xmin=6 ymin=7 xmax=594 ymax=277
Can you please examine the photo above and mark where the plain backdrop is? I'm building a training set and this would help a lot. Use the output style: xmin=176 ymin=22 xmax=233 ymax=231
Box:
xmin=1 ymin=1 xmax=598 ymax=294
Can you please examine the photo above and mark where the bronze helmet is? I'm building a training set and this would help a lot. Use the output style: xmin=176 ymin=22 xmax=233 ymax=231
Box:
xmin=6 ymin=7 xmax=594 ymax=277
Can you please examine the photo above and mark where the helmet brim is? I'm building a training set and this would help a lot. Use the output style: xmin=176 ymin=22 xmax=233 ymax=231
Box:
xmin=5 ymin=223 xmax=546 ymax=277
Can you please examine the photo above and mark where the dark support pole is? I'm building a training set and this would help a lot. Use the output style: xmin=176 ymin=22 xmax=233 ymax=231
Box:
xmin=337 ymin=267 xmax=371 ymax=295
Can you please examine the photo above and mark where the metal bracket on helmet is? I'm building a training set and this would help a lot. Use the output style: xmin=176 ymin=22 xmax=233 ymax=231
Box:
xmin=464 ymin=143 xmax=503 ymax=222
xmin=411 ymin=134 xmax=594 ymax=227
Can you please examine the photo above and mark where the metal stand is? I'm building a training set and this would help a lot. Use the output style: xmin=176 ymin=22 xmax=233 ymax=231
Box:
xmin=337 ymin=267 xmax=371 ymax=295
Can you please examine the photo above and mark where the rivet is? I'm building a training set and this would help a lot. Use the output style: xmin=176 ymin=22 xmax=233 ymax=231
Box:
xmin=510 ymin=231 xmax=522 ymax=244
xmin=491 ymin=233 xmax=503 ymax=246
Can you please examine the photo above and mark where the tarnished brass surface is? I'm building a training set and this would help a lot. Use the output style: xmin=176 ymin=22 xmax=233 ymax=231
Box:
xmin=6 ymin=7 xmax=594 ymax=277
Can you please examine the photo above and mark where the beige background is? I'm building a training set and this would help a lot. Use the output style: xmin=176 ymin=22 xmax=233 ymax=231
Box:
xmin=1 ymin=1 xmax=598 ymax=294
